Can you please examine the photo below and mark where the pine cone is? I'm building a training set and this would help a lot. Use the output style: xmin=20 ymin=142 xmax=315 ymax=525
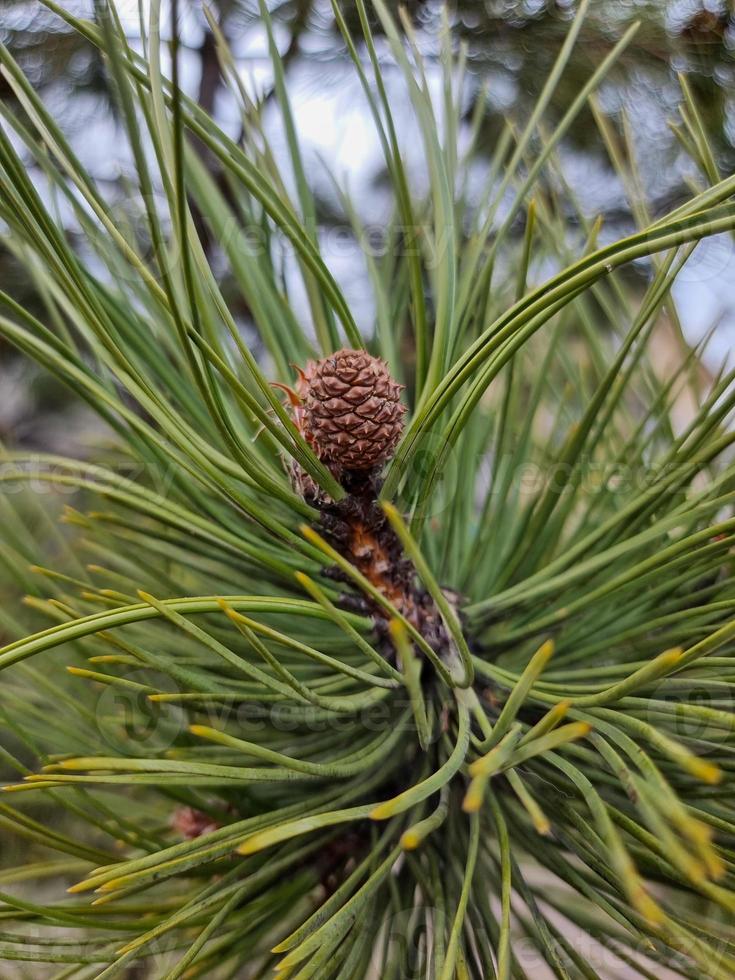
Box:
xmin=296 ymin=349 xmax=406 ymax=472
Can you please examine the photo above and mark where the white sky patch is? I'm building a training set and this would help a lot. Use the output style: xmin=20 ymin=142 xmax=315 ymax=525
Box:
xmin=673 ymin=234 xmax=735 ymax=371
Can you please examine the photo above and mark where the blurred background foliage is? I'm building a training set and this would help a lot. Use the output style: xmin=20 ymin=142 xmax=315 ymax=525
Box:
xmin=1 ymin=0 xmax=733 ymax=453
xmin=0 ymin=1 xmax=733 ymax=617
xmin=0 ymin=0 xmax=735 ymax=451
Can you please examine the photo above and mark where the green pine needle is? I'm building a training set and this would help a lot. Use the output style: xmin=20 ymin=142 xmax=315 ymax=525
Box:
xmin=0 ymin=1 xmax=734 ymax=977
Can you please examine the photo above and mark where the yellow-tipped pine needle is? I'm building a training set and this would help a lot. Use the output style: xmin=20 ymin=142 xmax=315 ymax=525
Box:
xmin=506 ymin=769 xmax=551 ymax=835
xmin=469 ymin=725 xmax=524 ymax=778
xmin=462 ymin=771 xmax=491 ymax=813
xmin=572 ymin=648 xmax=683 ymax=707
xmin=519 ymin=699 xmax=571 ymax=746
xmin=381 ymin=500 xmax=474 ymax=686
xmin=464 ymin=725 xmax=524 ymax=812
xmin=299 ymin=523 xmax=453 ymax=686
xmin=504 ymin=722 xmax=593 ymax=771
xmin=400 ymin=787 xmax=450 ymax=850
xmin=294 ymin=570 xmax=401 ymax=680
xmin=371 ymin=698 xmax=471 ymax=820
xmin=389 ymin=619 xmax=431 ymax=749
xmin=641 ymin=725 xmax=723 ymax=785
xmin=479 ymin=640 xmax=554 ymax=751
xmin=237 ymin=805 xmax=374 ymax=856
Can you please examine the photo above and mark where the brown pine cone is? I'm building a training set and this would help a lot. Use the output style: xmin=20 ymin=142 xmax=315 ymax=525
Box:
xmin=296 ymin=349 xmax=406 ymax=472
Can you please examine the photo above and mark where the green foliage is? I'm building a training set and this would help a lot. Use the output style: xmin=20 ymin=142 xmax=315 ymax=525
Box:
xmin=1 ymin=1 xmax=735 ymax=976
